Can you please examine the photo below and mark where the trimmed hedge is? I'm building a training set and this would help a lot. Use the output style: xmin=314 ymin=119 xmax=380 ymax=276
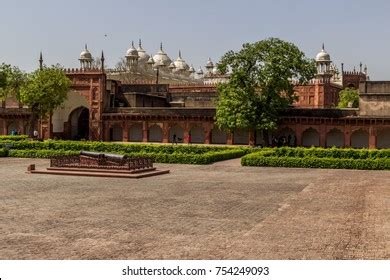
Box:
xmin=1 ymin=140 xmax=250 ymax=155
xmin=0 ymin=135 xmax=29 ymax=141
xmin=0 ymin=148 xmax=8 ymax=157
xmin=8 ymin=148 xmax=248 ymax=164
xmin=8 ymin=149 xmax=79 ymax=158
xmin=271 ymin=146 xmax=390 ymax=159
xmin=1 ymin=139 xmax=251 ymax=164
xmin=241 ymin=148 xmax=390 ymax=170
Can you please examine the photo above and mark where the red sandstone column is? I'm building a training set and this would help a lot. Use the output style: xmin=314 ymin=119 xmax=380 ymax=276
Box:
xmin=122 ymin=122 xmax=129 ymax=142
xmin=295 ymin=124 xmax=303 ymax=146
xmin=103 ymin=123 xmax=111 ymax=141
xmin=319 ymin=125 xmax=326 ymax=147
xmin=204 ymin=127 xmax=211 ymax=144
xmin=183 ymin=129 xmax=189 ymax=144
xmin=142 ymin=121 xmax=148 ymax=142
xmin=369 ymin=126 xmax=377 ymax=149
xmin=183 ymin=123 xmax=190 ymax=144
xmin=2 ymin=119 xmax=7 ymax=135
xmin=203 ymin=123 xmax=212 ymax=144
xmin=249 ymin=129 xmax=255 ymax=146
xmin=162 ymin=123 xmax=169 ymax=143
xmin=344 ymin=127 xmax=351 ymax=148
xmin=227 ymin=132 xmax=233 ymax=145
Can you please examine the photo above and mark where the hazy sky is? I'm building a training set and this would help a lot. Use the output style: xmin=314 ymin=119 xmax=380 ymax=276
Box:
xmin=1 ymin=0 xmax=390 ymax=79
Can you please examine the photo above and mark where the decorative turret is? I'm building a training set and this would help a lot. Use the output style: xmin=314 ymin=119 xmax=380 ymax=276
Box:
xmin=152 ymin=42 xmax=171 ymax=67
xmin=205 ymin=58 xmax=214 ymax=73
xmin=79 ymin=44 xmax=93 ymax=69
xmin=196 ymin=66 xmax=204 ymax=79
xmin=137 ymin=39 xmax=150 ymax=64
xmin=39 ymin=52 xmax=43 ymax=70
xmin=126 ymin=41 xmax=139 ymax=70
xmin=173 ymin=50 xmax=189 ymax=74
xmin=100 ymin=51 xmax=105 ymax=71
xmin=188 ymin=64 xmax=195 ymax=75
xmin=315 ymin=43 xmax=332 ymax=83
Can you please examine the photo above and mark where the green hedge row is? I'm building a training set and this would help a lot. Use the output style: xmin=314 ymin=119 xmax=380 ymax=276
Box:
xmin=8 ymin=149 xmax=248 ymax=165
xmin=0 ymin=135 xmax=29 ymax=141
xmin=241 ymin=154 xmax=390 ymax=170
xmin=8 ymin=149 xmax=79 ymax=158
xmin=0 ymin=148 xmax=8 ymax=157
xmin=271 ymin=146 xmax=390 ymax=159
xmin=1 ymin=140 xmax=249 ymax=155
xmin=241 ymin=147 xmax=390 ymax=170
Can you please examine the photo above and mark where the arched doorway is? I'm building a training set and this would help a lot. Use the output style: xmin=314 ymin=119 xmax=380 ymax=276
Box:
xmin=377 ymin=128 xmax=390 ymax=149
xmin=148 ymin=124 xmax=163 ymax=142
xmin=69 ymin=107 xmax=89 ymax=140
xmin=233 ymin=128 xmax=249 ymax=145
xmin=351 ymin=129 xmax=369 ymax=149
xmin=129 ymin=123 xmax=143 ymax=142
xmin=275 ymin=127 xmax=296 ymax=146
xmin=326 ymin=128 xmax=344 ymax=148
xmin=7 ymin=122 xmax=18 ymax=135
xmin=211 ymin=128 xmax=227 ymax=144
xmin=302 ymin=127 xmax=320 ymax=147
xmin=169 ymin=125 xmax=184 ymax=143
xmin=190 ymin=126 xmax=205 ymax=144
xmin=110 ymin=124 xmax=123 ymax=141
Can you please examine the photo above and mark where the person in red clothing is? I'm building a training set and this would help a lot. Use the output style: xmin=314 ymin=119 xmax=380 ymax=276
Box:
xmin=188 ymin=132 xmax=192 ymax=144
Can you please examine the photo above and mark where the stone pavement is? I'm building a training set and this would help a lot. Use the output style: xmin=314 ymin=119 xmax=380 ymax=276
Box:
xmin=0 ymin=158 xmax=389 ymax=259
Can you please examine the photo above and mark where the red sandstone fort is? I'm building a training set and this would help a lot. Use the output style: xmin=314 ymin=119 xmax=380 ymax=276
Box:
xmin=1 ymin=43 xmax=389 ymax=148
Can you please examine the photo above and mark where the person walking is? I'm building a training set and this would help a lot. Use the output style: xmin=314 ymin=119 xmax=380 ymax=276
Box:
xmin=188 ymin=132 xmax=192 ymax=144
xmin=172 ymin=133 xmax=177 ymax=144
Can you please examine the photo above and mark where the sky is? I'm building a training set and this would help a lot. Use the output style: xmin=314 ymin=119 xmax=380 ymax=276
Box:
xmin=1 ymin=0 xmax=390 ymax=79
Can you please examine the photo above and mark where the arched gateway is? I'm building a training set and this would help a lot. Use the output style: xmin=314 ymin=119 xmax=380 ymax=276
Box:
xmin=69 ymin=107 xmax=89 ymax=140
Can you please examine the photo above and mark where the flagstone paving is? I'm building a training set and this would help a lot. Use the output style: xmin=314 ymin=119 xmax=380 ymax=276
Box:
xmin=0 ymin=157 xmax=389 ymax=259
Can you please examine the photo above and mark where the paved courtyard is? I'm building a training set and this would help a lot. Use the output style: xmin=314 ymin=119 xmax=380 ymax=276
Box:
xmin=0 ymin=157 xmax=389 ymax=259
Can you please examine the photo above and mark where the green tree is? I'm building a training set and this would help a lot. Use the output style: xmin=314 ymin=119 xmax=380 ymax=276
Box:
xmin=216 ymin=38 xmax=316 ymax=145
xmin=19 ymin=65 xmax=71 ymax=136
xmin=337 ymin=88 xmax=359 ymax=108
xmin=0 ymin=70 xmax=6 ymax=89
xmin=0 ymin=63 xmax=26 ymax=101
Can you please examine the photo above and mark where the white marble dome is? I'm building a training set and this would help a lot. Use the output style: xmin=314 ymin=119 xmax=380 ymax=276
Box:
xmin=196 ymin=66 xmax=204 ymax=75
xmin=173 ymin=50 xmax=189 ymax=71
xmin=137 ymin=39 xmax=150 ymax=63
xmin=152 ymin=43 xmax=171 ymax=67
xmin=206 ymin=57 xmax=214 ymax=68
xmin=126 ymin=41 xmax=138 ymax=57
xmin=316 ymin=44 xmax=331 ymax=62
xmin=80 ymin=44 xmax=92 ymax=60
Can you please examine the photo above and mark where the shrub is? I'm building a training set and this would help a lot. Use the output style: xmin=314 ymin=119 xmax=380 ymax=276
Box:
xmin=0 ymin=148 xmax=8 ymax=157
xmin=0 ymin=135 xmax=29 ymax=141
xmin=241 ymin=148 xmax=390 ymax=170
xmin=271 ymin=146 xmax=390 ymax=159
xmin=1 ymin=140 xmax=251 ymax=155
xmin=8 ymin=149 xmax=79 ymax=158
xmin=7 ymin=148 xmax=247 ymax=164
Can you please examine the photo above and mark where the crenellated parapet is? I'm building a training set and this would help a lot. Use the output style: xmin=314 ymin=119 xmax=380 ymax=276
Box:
xmin=342 ymin=69 xmax=367 ymax=89
xmin=64 ymin=67 xmax=103 ymax=74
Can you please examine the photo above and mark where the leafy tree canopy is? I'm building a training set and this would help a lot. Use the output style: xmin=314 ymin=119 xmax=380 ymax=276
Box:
xmin=216 ymin=38 xmax=316 ymax=138
xmin=0 ymin=63 xmax=26 ymax=100
xmin=19 ymin=65 xmax=71 ymax=117
xmin=337 ymin=87 xmax=359 ymax=108
xmin=19 ymin=65 xmax=71 ymax=135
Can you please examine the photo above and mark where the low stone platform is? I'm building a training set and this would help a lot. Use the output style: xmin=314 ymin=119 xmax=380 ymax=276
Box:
xmin=27 ymin=164 xmax=169 ymax=179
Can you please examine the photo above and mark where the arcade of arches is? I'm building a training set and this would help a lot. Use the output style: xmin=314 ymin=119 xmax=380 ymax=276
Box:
xmin=102 ymin=119 xmax=390 ymax=148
